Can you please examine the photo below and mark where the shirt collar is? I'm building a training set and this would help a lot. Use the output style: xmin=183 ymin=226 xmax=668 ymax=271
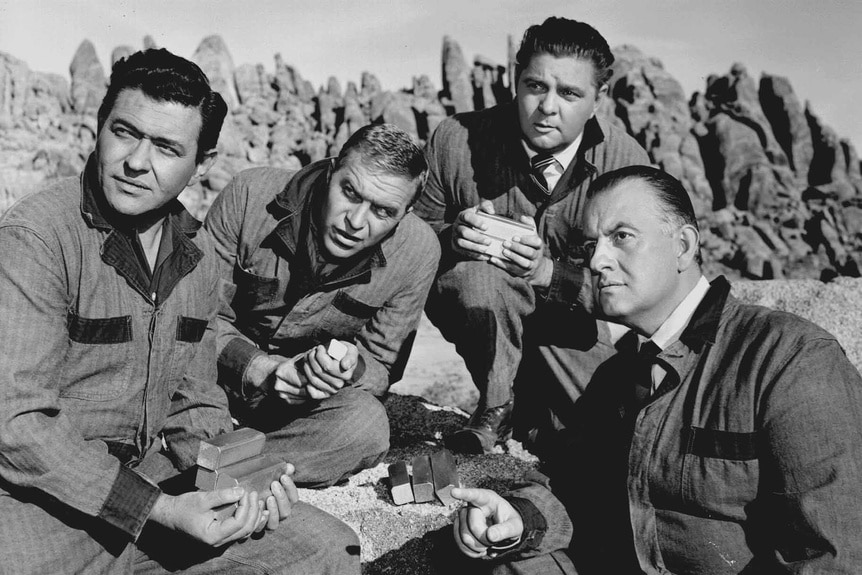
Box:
xmin=520 ymin=131 xmax=583 ymax=173
xmin=649 ymin=275 xmax=711 ymax=350
xmin=603 ymin=319 xmax=632 ymax=346
xmin=269 ymin=158 xmax=387 ymax=285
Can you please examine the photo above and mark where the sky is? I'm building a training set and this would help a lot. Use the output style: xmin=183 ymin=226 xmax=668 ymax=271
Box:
xmin=1 ymin=0 xmax=860 ymax=146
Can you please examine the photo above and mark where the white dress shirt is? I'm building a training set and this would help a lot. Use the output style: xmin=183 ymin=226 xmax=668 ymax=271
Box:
xmin=522 ymin=132 xmax=583 ymax=192
xmin=643 ymin=275 xmax=711 ymax=392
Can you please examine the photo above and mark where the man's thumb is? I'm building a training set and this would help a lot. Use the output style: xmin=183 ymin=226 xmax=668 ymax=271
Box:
xmin=207 ymin=486 xmax=245 ymax=508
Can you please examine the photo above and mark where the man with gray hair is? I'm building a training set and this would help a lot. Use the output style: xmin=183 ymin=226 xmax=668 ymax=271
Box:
xmin=207 ymin=123 xmax=439 ymax=488
xmin=451 ymin=166 xmax=862 ymax=573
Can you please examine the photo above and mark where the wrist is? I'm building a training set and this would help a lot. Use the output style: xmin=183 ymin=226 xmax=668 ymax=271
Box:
xmin=244 ymin=353 xmax=278 ymax=391
xmin=530 ymin=256 xmax=553 ymax=288
xmin=148 ymin=493 xmax=176 ymax=529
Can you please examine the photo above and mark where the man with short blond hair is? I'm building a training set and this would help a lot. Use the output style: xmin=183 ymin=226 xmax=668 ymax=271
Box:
xmin=208 ymin=122 xmax=439 ymax=488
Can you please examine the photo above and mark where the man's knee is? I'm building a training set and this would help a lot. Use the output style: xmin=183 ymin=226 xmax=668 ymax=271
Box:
xmin=330 ymin=387 xmax=390 ymax=459
xmin=296 ymin=388 xmax=390 ymax=483
xmin=219 ymin=503 xmax=360 ymax=574
xmin=429 ymin=261 xmax=535 ymax=334
xmin=287 ymin=504 xmax=360 ymax=574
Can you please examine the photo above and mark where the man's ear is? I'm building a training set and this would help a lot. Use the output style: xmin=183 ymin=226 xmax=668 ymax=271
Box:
xmin=677 ymin=224 xmax=700 ymax=272
xmin=190 ymin=149 xmax=218 ymax=185
xmin=592 ymin=83 xmax=609 ymax=116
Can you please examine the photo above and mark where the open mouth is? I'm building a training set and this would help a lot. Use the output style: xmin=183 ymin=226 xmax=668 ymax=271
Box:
xmin=332 ymin=227 xmax=360 ymax=247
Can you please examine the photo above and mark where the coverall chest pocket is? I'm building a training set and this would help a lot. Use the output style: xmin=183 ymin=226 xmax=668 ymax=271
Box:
xmin=61 ymin=311 xmax=134 ymax=400
xmin=313 ymin=290 xmax=381 ymax=341
xmin=232 ymin=265 xmax=283 ymax=312
xmin=165 ymin=315 xmax=210 ymax=387
xmin=680 ymin=426 xmax=760 ymax=519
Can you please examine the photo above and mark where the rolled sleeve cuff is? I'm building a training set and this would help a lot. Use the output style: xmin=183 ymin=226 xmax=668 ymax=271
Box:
xmin=220 ymin=337 xmax=265 ymax=399
xmin=543 ymin=259 xmax=591 ymax=311
xmin=98 ymin=466 xmax=161 ymax=540
xmin=504 ymin=496 xmax=548 ymax=553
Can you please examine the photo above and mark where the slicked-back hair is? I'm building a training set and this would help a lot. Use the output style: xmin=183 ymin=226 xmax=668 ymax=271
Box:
xmin=587 ymin=165 xmax=703 ymax=264
xmin=97 ymin=48 xmax=228 ymax=164
xmin=515 ymin=17 xmax=615 ymax=88
xmin=334 ymin=123 xmax=429 ymax=205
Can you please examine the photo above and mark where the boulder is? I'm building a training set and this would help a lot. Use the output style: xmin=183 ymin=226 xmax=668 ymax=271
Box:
xmin=0 ymin=52 xmax=32 ymax=119
xmin=371 ymin=91 xmax=418 ymax=141
xmin=759 ymin=74 xmax=813 ymax=179
xmin=470 ymin=55 xmax=508 ymax=111
xmin=440 ymin=36 xmax=472 ymax=114
xmin=806 ymin=106 xmax=858 ymax=199
xmin=608 ymin=45 xmax=713 ymax=215
xmin=234 ymin=63 xmax=276 ymax=107
xmin=110 ymin=45 xmax=135 ymax=67
xmin=69 ymin=40 xmax=106 ymax=114
xmin=192 ymin=35 xmax=239 ymax=112
xmin=695 ymin=64 xmax=798 ymax=215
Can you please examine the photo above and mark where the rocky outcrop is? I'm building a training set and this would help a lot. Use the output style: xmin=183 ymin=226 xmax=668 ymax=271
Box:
xmin=191 ymin=35 xmax=239 ymax=111
xmin=440 ymin=36 xmax=472 ymax=114
xmin=471 ymin=55 xmax=510 ymax=111
xmin=1 ymin=35 xmax=861 ymax=281
xmin=605 ymin=45 xmax=713 ymax=215
xmin=695 ymin=63 xmax=798 ymax=214
xmin=759 ymin=74 xmax=813 ymax=179
xmin=110 ymin=45 xmax=135 ymax=68
xmin=69 ymin=40 xmax=106 ymax=114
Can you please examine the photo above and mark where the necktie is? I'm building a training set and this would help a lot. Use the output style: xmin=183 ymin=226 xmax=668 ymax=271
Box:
xmin=633 ymin=340 xmax=661 ymax=407
xmin=530 ymin=152 xmax=556 ymax=193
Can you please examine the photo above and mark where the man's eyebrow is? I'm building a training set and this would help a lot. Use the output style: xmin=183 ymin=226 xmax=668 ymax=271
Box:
xmin=373 ymin=199 xmax=400 ymax=212
xmin=151 ymin=134 xmax=186 ymax=151
xmin=557 ymin=81 xmax=585 ymax=95
xmin=111 ymin=118 xmax=187 ymax=152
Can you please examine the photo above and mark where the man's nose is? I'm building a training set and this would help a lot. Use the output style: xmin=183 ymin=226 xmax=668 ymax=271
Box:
xmin=589 ymin=239 xmax=613 ymax=272
xmin=538 ymin=91 xmax=557 ymax=115
xmin=125 ymin=139 xmax=152 ymax=173
xmin=345 ymin=203 xmax=370 ymax=230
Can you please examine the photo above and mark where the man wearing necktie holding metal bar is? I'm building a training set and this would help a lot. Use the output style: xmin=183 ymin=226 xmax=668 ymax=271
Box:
xmin=414 ymin=17 xmax=649 ymax=454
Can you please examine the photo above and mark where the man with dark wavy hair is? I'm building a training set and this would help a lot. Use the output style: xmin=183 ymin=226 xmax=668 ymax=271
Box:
xmin=0 ymin=48 xmax=359 ymax=574
xmin=415 ymin=17 xmax=650 ymax=453
xmin=207 ymin=122 xmax=439 ymax=488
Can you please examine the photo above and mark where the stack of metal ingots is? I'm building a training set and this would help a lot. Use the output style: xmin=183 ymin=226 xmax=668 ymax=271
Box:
xmin=388 ymin=449 xmax=460 ymax=506
xmin=195 ymin=428 xmax=289 ymax=520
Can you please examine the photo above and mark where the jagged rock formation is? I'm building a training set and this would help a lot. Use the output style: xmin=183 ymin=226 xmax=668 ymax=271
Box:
xmin=69 ymin=40 xmax=106 ymax=114
xmin=605 ymin=46 xmax=713 ymax=215
xmin=440 ymin=36 xmax=472 ymax=114
xmin=1 ymin=34 xmax=861 ymax=281
xmin=192 ymin=35 xmax=239 ymax=111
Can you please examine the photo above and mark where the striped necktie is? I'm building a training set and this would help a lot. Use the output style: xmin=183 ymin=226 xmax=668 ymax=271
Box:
xmin=530 ymin=152 xmax=556 ymax=193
